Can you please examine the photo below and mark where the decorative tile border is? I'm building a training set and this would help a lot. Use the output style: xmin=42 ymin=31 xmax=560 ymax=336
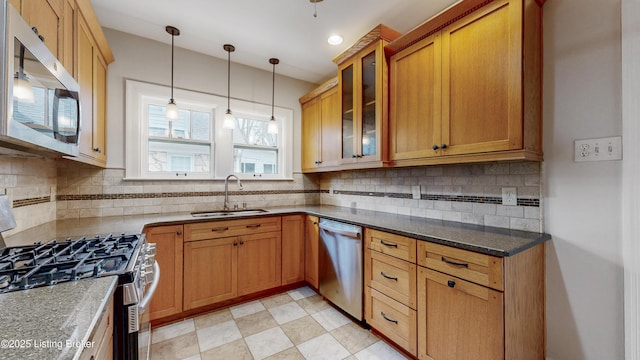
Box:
xmin=13 ymin=196 xmax=52 ymax=208
xmin=57 ymin=189 xmax=320 ymax=201
xmin=330 ymin=190 xmax=540 ymax=207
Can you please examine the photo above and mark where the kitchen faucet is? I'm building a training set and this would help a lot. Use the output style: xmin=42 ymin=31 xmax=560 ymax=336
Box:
xmin=224 ymin=174 xmax=243 ymax=211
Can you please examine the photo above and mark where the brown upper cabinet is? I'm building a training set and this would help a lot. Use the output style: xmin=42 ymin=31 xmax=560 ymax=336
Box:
xmin=300 ymin=78 xmax=342 ymax=172
xmin=334 ymin=25 xmax=400 ymax=169
xmin=386 ymin=0 xmax=544 ymax=166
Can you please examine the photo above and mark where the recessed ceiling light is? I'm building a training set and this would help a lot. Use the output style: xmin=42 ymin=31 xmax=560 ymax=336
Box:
xmin=328 ymin=35 xmax=343 ymax=45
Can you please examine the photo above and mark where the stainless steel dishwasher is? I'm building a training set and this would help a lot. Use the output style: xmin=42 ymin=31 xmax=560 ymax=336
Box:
xmin=318 ymin=218 xmax=363 ymax=320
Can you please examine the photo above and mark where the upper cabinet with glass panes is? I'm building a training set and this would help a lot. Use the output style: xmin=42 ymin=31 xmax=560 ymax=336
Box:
xmin=333 ymin=25 xmax=401 ymax=169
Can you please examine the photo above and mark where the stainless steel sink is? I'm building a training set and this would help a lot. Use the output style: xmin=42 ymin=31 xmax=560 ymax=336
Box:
xmin=191 ymin=209 xmax=268 ymax=217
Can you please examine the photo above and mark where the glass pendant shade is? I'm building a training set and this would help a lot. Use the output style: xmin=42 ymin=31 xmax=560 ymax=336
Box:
xmin=268 ymin=116 xmax=278 ymax=134
xmin=165 ymin=99 xmax=179 ymax=120
xmin=223 ymin=109 xmax=235 ymax=129
xmin=13 ymin=75 xmax=34 ymax=103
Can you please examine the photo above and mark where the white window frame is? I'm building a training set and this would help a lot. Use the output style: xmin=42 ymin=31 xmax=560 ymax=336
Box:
xmin=125 ymin=79 xmax=293 ymax=180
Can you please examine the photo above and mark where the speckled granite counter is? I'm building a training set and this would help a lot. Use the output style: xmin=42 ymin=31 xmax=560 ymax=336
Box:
xmin=5 ymin=205 xmax=550 ymax=257
xmin=0 ymin=276 xmax=117 ymax=360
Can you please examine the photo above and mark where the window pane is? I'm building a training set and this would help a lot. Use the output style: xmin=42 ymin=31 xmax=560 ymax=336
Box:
xmin=233 ymin=146 xmax=278 ymax=174
xmin=171 ymin=109 xmax=191 ymax=139
xmin=191 ymin=111 xmax=210 ymax=141
xmin=148 ymin=104 xmax=169 ymax=137
xmin=148 ymin=139 xmax=210 ymax=172
xmin=233 ymin=117 xmax=277 ymax=147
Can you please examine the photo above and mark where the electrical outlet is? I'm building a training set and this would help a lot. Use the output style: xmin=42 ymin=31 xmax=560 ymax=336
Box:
xmin=574 ymin=136 xmax=622 ymax=162
xmin=329 ymin=186 xmax=334 ymax=197
xmin=411 ymin=185 xmax=421 ymax=200
xmin=502 ymin=187 xmax=517 ymax=206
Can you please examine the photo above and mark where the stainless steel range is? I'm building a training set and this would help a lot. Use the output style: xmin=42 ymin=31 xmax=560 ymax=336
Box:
xmin=0 ymin=232 xmax=159 ymax=360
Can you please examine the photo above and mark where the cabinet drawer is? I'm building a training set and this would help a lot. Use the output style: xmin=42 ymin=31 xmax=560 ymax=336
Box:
xmin=365 ymin=248 xmax=416 ymax=309
xmin=365 ymin=287 xmax=417 ymax=356
xmin=417 ymin=241 xmax=503 ymax=291
xmin=366 ymin=229 xmax=416 ymax=263
xmin=184 ymin=216 xmax=281 ymax=242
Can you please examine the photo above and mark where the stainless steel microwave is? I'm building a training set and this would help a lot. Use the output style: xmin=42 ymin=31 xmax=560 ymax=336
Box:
xmin=0 ymin=1 xmax=80 ymax=157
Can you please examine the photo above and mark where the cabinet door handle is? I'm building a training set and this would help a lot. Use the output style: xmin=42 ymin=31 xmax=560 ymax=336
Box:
xmin=176 ymin=231 xmax=182 ymax=235
xmin=380 ymin=240 xmax=398 ymax=248
xmin=212 ymin=227 xmax=229 ymax=232
xmin=380 ymin=272 xmax=398 ymax=281
xmin=440 ymin=143 xmax=447 ymax=149
xmin=233 ymin=241 xmax=238 ymax=246
xmin=448 ymin=280 xmax=456 ymax=288
xmin=441 ymin=256 xmax=469 ymax=268
xmin=380 ymin=312 xmax=398 ymax=324
xmin=93 ymin=147 xmax=102 ymax=153
xmin=432 ymin=144 xmax=439 ymax=151
xmin=352 ymin=154 xmax=358 ymax=158
xmin=240 ymin=240 xmax=244 ymax=245
xmin=246 ymin=224 xmax=261 ymax=229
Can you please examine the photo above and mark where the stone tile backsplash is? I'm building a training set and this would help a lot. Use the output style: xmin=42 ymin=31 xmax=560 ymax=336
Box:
xmin=56 ymin=161 xmax=320 ymax=219
xmin=318 ymin=161 xmax=543 ymax=232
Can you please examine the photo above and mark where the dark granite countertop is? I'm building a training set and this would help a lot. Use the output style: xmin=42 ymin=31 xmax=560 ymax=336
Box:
xmin=5 ymin=205 xmax=550 ymax=257
xmin=0 ymin=276 xmax=117 ymax=360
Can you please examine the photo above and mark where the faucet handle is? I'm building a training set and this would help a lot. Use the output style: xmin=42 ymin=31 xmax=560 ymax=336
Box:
xmin=242 ymin=202 xmax=247 ymax=210
xmin=234 ymin=204 xmax=239 ymax=210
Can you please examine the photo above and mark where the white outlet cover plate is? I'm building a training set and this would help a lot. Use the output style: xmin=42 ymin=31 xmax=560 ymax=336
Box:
xmin=502 ymin=187 xmax=517 ymax=206
xmin=411 ymin=185 xmax=421 ymax=200
xmin=574 ymin=136 xmax=622 ymax=162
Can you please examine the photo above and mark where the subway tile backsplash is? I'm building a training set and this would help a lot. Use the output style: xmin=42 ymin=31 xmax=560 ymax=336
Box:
xmin=2 ymin=157 xmax=542 ymax=234
xmin=318 ymin=161 xmax=543 ymax=232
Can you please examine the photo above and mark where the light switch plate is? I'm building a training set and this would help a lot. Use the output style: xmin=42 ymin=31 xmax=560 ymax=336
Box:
xmin=411 ymin=185 xmax=421 ymax=200
xmin=502 ymin=187 xmax=517 ymax=206
xmin=574 ymin=136 xmax=622 ymax=162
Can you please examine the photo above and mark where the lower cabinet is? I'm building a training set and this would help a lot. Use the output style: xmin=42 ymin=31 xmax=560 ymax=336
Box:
xmin=79 ymin=295 xmax=114 ymax=360
xmin=304 ymin=215 xmax=320 ymax=289
xmin=145 ymin=225 xmax=183 ymax=321
xmin=183 ymin=231 xmax=282 ymax=311
xmin=281 ymin=215 xmax=306 ymax=285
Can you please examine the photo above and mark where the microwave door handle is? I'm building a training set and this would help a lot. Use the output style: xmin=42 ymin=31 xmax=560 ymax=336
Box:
xmin=138 ymin=261 xmax=160 ymax=313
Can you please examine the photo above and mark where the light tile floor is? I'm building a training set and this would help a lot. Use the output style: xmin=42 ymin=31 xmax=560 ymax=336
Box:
xmin=150 ymin=287 xmax=409 ymax=360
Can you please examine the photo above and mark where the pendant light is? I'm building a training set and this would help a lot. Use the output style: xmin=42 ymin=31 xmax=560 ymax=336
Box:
xmin=267 ymin=58 xmax=279 ymax=135
xmin=310 ymin=0 xmax=323 ymax=18
xmin=222 ymin=44 xmax=236 ymax=130
xmin=165 ymin=25 xmax=180 ymax=120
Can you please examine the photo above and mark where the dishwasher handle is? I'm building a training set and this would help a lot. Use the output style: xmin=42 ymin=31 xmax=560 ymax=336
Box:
xmin=319 ymin=222 xmax=361 ymax=239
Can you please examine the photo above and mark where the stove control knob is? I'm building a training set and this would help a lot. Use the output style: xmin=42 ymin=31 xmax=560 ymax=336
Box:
xmin=145 ymin=254 xmax=156 ymax=266
xmin=146 ymin=243 xmax=157 ymax=256
xmin=143 ymin=264 xmax=154 ymax=283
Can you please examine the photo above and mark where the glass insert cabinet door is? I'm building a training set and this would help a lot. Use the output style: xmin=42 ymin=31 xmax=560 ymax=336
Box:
xmin=338 ymin=42 xmax=382 ymax=164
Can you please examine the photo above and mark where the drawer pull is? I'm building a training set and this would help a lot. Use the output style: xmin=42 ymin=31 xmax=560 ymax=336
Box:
xmin=212 ymin=227 xmax=229 ymax=232
xmin=441 ymin=256 xmax=469 ymax=268
xmin=380 ymin=240 xmax=398 ymax=248
xmin=380 ymin=312 xmax=398 ymax=324
xmin=246 ymin=224 xmax=261 ymax=229
xmin=380 ymin=271 xmax=398 ymax=281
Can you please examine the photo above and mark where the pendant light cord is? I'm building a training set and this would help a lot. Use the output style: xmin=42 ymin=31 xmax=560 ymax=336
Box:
xmin=170 ymin=33 xmax=175 ymax=100
xmin=271 ymin=62 xmax=275 ymax=119
xmin=227 ymin=48 xmax=231 ymax=110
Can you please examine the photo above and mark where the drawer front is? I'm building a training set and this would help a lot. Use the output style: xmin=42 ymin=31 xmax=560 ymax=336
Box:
xmin=366 ymin=228 xmax=416 ymax=263
xmin=365 ymin=287 xmax=417 ymax=356
xmin=417 ymin=241 xmax=503 ymax=291
xmin=366 ymin=248 xmax=416 ymax=309
xmin=184 ymin=216 xmax=282 ymax=241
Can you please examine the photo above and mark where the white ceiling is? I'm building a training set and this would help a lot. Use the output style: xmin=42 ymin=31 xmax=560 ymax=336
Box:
xmin=90 ymin=0 xmax=460 ymax=84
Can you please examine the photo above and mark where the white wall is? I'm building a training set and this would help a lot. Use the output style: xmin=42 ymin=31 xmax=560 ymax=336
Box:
xmin=543 ymin=0 xmax=623 ymax=359
xmin=102 ymin=28 xmax=317 ymax=171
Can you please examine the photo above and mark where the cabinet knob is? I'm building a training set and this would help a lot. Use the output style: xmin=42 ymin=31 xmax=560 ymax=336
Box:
xmin=432 ymin=144 xmax=439 ymax=151
xmin=93 ymin=147 xmax=102 ymax=153
xmin=441 ymin=144 xmax=448 ymax=149
xmin=233 ymin=241 xmax=238 ymax=246
xmin=352 ymin=154 xmax=358 ymax=158
xmin=447 ymin=280 xmax=456 ymax=288
xmin=240 ymin=240 xmax=244 ymax=245
xmin=176 ymin=231 xmax=182 ymax=235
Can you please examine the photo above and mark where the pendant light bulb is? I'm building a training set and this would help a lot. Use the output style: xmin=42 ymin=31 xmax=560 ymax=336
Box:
xmin=223 ymin=44 xmax=236 ymax=130
xmin=165 ymin=25 xmax=180 ymax=120
xmin=268 ymin=58 xmax=279 ymax=135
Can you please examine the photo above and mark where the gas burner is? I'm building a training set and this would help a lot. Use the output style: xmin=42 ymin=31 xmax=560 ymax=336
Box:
xmin=0 ymin=234 xmax=142 ymax=294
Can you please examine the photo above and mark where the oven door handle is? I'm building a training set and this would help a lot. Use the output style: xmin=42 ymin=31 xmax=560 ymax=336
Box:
xmin=138 ymin=261 xmax=160 ymax=313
